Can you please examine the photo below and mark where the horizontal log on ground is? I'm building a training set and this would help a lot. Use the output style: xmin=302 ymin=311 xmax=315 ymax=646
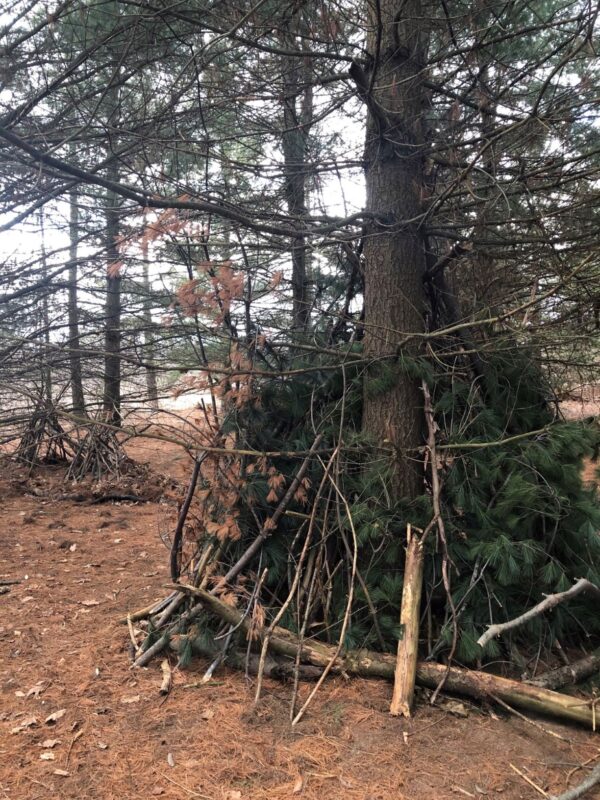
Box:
xmin=169 ymin=637 xmax=323 ymax=681
xmin=173 ymin=583 xmax=597 ymax=730
xmin=530 ymin=648 xmax=600 ymax=691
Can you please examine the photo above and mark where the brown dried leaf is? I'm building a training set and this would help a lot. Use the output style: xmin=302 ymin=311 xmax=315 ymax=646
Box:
xmin=120 ymin=695 xmax=140 ymax=704
xmin=45 ymin=709 xmax=66 ymax=725
xmin=40 ymin=739 xmax=61 ymax=748
xmin=11 ymin=715 xmax=38 ymax=733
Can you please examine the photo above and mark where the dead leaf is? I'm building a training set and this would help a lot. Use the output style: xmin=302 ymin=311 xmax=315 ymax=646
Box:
xmin=45 ymin=709 xmax=66 ymax=724
xmin=200 ymin=708 xmax=214 ymax=720
xmin=293 ymin=775 xmax=304 ymax=794
xmin=81 ymin=599 xmax=100 ymax=607
xmin=151 ymin=788 xmax=165 ymax=796
xmin=98 ymin=741 xmax=108 ymax=750
xmin=27 ymin=681 xmax=46 ymax=698
xmin=121 ymin=695 xmax=140 ymax=704
xmin=443 ymin=699 xmax=469 ymax=718
xmin=40 ymin=752 xmax=55 ymax=761
xmin=225 ymin=792 xmax=242 ymax=800
xmin=14 ymin=691 xmax=25 ymax=697
xmin=11 ymin=715 xmax=38 ymax=733
xmin=40 ymin=739 xmax=61 ymax=748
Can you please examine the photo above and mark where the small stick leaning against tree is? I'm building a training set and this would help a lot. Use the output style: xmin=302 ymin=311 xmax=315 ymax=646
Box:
xmin=477 ymin=578 xmax=600 ymax=650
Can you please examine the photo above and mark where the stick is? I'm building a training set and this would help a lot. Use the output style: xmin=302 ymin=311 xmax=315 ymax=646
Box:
xmin=171 ymin=455 xmax=204 ymax=582
xmin=549 ymin=762 xmax=600 ymax=800
xmin=118 ymin=594 xmax=174 ymax=624
xmin=133 ymin=601 xmax=204 ymax=668
xmin=478 ymin=579 xmax=600 ymax=649
xmin=127 ymin=613 xmax=141 ymax=656
xmin=509 ymin=763 xmax=549 ymax=798
xmin=491 ymin=693 xmax=568 ymax=742
xmin=173 ymin=582 xmax=599 ymax=729
xmin=159 ymin=659 xmax=172 ymax=695
xmin=390 ymin=525 xmax=425 ymax=717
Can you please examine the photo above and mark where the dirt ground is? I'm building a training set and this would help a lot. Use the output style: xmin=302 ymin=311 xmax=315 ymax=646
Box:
xmin=1 ymin=428 xmax=599 ymax=800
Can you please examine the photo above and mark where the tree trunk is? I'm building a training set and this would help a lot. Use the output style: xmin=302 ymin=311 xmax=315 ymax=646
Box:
xmin=141 ymin=221 xmax=158 ymax=408
xmin=360 ymin=0 xmax=428 ymax=499
xmin=281 ymin=13 xmax=312 ymax=331
xmin=103 ymin=163 xmax=121 ymax=425
xmin=38 ymin=209 xmax=52 ymax=404
xmin=67 ymin=188 xmax=86 ymax=416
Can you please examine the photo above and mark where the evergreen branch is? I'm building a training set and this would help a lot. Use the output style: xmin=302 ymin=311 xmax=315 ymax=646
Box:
xmin=436 ymin=425 xmax=553 ymax=451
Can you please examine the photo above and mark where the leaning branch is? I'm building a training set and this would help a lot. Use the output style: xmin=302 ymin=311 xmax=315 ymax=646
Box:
xmin=477 ymin=578 xmax=600 ymax=649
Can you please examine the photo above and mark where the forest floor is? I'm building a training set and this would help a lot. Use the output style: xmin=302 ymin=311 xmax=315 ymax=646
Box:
xmin=1 ymin=403 xmax=599 ymax=800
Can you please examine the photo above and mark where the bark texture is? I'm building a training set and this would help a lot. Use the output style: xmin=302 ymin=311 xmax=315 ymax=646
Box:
xmin=103 ymin=172 xmax=121 ymax=425
xmin=68 ymin=188 xmax=86 ymax=415
xmin=361 ymin=0 xmax=428 ymax=498
xmin=281 ymin=12 xmax=312 ymax=331
xmin=390 ymin=530 xmax=425 ymax=716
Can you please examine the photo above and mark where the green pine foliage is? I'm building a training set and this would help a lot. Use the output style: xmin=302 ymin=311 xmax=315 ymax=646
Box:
xmin=199 ymin=342 xmax=599 ymax=667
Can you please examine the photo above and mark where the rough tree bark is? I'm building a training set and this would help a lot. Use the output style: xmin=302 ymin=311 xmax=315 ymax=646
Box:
xmin=103 ymin=170 xmax=121 ymax=426
xmin=141 ymin=215 xmax=158 ymax=408
xmin=67 ymin=188 xmax=86 ymax=416
xmin=360 ymin=0 xmax=428 ymax=499
xmin=281 ymin=10 xmax=312 ymax=332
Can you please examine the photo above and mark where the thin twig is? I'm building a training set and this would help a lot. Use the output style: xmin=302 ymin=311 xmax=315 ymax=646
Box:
xmin=509 ymin=763 xmax=549 ymax=798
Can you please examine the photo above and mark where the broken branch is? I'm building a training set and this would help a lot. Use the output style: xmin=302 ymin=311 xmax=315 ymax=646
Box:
xmin=478 ymin=579 xmax=600 ymax=649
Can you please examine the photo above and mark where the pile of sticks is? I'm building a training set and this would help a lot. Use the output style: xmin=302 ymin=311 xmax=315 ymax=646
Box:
xmin=14 ymin=399 xmax=75 ymax=472
xmin=66 ymin=420 xmax=130 ymax=481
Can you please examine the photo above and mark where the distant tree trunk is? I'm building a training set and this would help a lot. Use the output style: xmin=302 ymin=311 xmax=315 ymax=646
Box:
xmin=38 ymin=208 xmax=52 ymax=404
xmin=141 ymin=220 xmax=158 ymax=408
xmin=67 ymin=188 xmax=86 ymax=416
xmin=103 ymin=165 xmax=121 ymax=425
xmin=360 ymin=0 xmax=428 ymax=499
xmin=281 ymin=13 xmax=312 ymax=331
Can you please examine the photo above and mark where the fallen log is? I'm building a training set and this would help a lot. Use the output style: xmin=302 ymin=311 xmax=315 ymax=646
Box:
xmin=173 ymin=583 xmax=597 ymax=730
xmin=168 ymin=637 xmax=324 ymax=681
xmin=530 ymin=648 xmax=600 ymax=691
